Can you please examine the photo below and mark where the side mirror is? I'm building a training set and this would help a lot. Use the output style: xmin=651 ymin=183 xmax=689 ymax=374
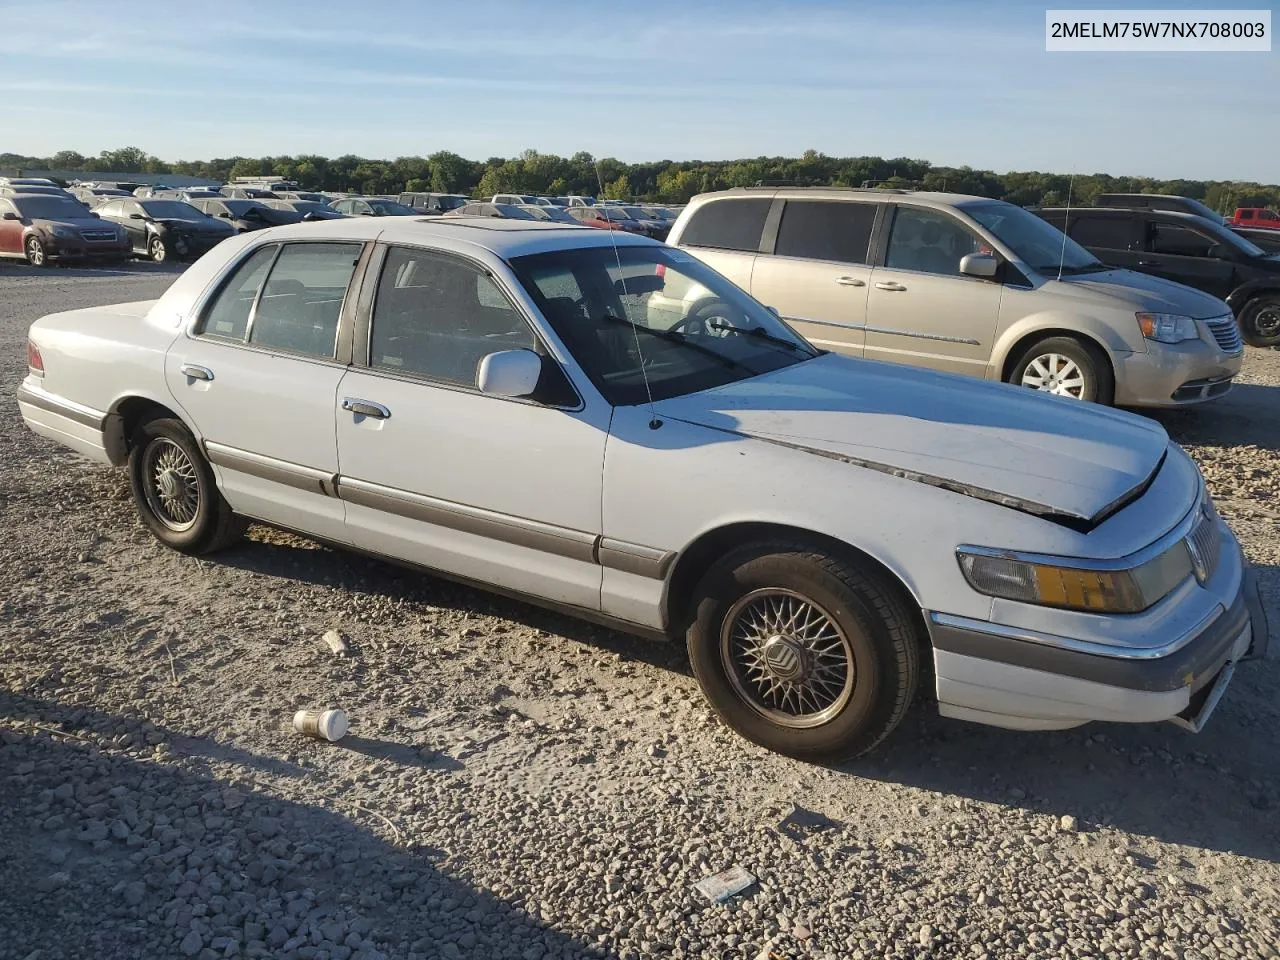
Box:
xmin=959 ymin=252 xmax=1000 ymax=279
xmin=128 ymin=212 xmax=144 ymax=219
xmin=1205 ymin=244 xmax=1228 ymax=260
xmin=766 ymin=305 xmax=781 ymax=318
xmin=0 ymin=211 xmax=17 ymax=221
xmin=476 ymin=349 xmax=542 ymax=399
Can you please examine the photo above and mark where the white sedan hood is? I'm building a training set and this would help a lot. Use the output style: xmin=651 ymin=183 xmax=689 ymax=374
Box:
xmin=654 ymin=354 xmax=1170 ymax=527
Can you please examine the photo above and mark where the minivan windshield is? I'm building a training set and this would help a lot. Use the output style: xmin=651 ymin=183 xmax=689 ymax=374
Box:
xmin=964 ymin=201 xmax=1106 ymax=275
xmin=510 ymin=244 xmax=819 ymax=405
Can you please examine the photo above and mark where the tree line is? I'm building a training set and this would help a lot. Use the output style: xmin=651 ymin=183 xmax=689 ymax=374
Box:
xmin=3 ymin=146 xmax=1278 ymax=211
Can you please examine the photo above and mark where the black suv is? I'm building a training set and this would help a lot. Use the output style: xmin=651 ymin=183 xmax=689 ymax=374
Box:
xmin=1035 ymin=207 xmax=1280 ymax=346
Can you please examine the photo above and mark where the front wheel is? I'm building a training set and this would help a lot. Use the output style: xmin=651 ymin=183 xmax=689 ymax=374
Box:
xmin=128 ymin=418 xmax=246 ymax=554
xmin=24 ymin=236 xmax=47 ymax=267
xmin=1239 ymin=295 xmax=1280 ymax=347
xmin=1008 ymin=335 xmax=1113 ymax=404
xmin=686 ymin=542 xmax=920 ymax=761
xmin=148 ymin=235 xmax=168 ymax=263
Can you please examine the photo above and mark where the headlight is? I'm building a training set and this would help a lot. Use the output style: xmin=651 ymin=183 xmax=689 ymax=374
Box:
xmin=50 ymin=225 xmax=77 ymax=239
xmin=957 ymin=541 xmax=1194 ymax=614
xmin=1137 ymin=312 xmax=1199 ymax=344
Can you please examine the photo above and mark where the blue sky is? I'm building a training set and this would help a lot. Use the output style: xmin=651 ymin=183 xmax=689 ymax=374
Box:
xmin=1 ymin=0 xmax=1276 ymax=181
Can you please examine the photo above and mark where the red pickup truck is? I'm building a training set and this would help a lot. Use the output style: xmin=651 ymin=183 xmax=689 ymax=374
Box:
xmin=1228 ymin=207 xmax=1280 ymax=230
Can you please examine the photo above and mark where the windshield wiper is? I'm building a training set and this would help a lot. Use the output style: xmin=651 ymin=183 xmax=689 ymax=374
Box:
xmin=600 ymin=314 xmax=755 ymax=372
xmin=707 ymin=320 xmax=815 ymax=355
xmin=1050 ymin=262 xmax=1111 ymax=275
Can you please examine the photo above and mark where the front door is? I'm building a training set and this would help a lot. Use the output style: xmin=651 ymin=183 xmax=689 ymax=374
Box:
xmin=119 ymin=200 xmax=150 ymax=254
xmin=335 ymin=244 xmax=609 ymax=610
xmin=749 ymin=198 xmax=880 ymax=356
xmin=165 ymin=239 xmax=365 ymax=541
xmin=862 ymin=205 xmax=1002 ymax=377
xmin=0 ymin=199 xmax=23 ymax=255
xmin=1142 ymin=218 xmax=1239 ymax=300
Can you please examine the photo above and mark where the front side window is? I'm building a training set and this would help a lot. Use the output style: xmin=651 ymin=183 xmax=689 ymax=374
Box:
xmin=510 ymin=243 xmax=818 ymax=406
xmin=884 ymin=207 xmax=982 ymax=276
xmin=1260 ymin=210 xmax=1279 ymax=222
xmin=1151 ymin=223 xmax=1216 ymax=258
xmin=679 ymin=198 xmax=771 ymax=252
xmin=774 ymin=200 xmax=877 ymax=264
xmin=369 ymin=246 xmax=537 ymax=386
xmin=198 ymin=245 xmax=278 ymax=340
xmin=249 ymin=243 xmax=362 ymax=357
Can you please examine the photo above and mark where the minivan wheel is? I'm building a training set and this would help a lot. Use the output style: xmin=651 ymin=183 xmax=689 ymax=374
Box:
xmin=25 ymin=236 xmax=47 ymax=267
xmin=1240 ymin=296 xmax=1280 ymax=347
xmin=128 ymin=417 xmax=247 ymax=555
xmin=1009 ymin=335 xmax=1113 ymax=404
xmin=686 ymin=541 xmax=920 ymax=762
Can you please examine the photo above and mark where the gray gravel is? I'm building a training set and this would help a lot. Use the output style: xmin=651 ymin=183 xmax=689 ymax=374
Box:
xmin=2 ymin=260 xmax=1278 ymax=960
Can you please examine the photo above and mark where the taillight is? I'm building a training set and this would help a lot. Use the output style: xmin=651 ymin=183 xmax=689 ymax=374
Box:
xmin=655 ymin=263 xmax=666 ymax=278
xmin=27 ymin=339 xmax=44 ymax=376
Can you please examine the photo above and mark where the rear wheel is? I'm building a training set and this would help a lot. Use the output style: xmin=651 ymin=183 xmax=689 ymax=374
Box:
xmin=1008 ymin=335 xmax=1113 ymax=404
xmin=128 ymin=418 xmax=246 ymax=554
xmin=686 ymin=541 xmax=920 ymax=761
xmin=24 ymin=236 xmax=47 ymax=267
xmin=1239 ymin=295 xmax=1280 ymax=347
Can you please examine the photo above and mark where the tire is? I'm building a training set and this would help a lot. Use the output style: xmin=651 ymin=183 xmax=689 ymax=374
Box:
xmin=1008 ymin=335 xmax=1113 ymax=404
xmin=148 ymin=235 xmax=168 ymax=263
xmin=24 ymin=236 xmax=47 ymax=268
xmin=127 ymin=417 xmax=246 ymax=554
xmin=1239 ymin=295 xmax=1280 ymax=348
xmin=686 ymin=541 xmax=920 ymax=762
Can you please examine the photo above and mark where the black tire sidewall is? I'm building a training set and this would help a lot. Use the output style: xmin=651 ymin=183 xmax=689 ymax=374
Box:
xmin=1241 ymin=297 xmax=1280 ymax=347
xmin=1010 ymin=336 xmax=1109 ymax=403
xmin=128 ymin=418 xmax=219 ymax=553
xmin=687 ymin=549 xmax=906 ymax=761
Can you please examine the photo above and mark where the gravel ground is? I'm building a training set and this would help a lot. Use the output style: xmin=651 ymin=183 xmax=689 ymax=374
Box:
xmin=1 ymin=261 xmax=1278 ymax=960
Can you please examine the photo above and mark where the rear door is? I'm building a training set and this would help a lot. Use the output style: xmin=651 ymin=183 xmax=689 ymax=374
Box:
xmin=862 ymin=204 xmax=1002 ymax=376
xmin=674 ymin=196 xmax=771 ymax=291
xmin=749 ymin=199 xmax=879 ymax=356
xmin=1141 ymin=216 xmax=1238 ymax=299
xmin=165 ymin=240 xmax=366 ymax=541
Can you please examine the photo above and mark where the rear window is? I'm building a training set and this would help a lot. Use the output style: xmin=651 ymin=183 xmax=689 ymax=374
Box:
xmin=774 ymin=200 xmax=877 ymax=264
xmin=679 ymin=198 xmax=771 ymax=252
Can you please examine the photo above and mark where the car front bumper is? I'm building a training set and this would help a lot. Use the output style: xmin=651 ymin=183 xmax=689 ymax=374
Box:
xmin=46 ymin=237 xmax=131 ymax=261
xmin=925 ymin=546 xmax=1269 ymax=732
xmin=1113 ymin=338 xmax=1244 ymax=407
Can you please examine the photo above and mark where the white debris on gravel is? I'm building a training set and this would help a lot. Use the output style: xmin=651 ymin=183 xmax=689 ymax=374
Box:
xmin=2 ymin=265 xmax=1279 ymax=960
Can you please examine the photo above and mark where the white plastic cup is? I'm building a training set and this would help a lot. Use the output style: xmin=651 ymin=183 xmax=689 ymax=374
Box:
xmin=293 ymin=708 xmax=349 ymax=742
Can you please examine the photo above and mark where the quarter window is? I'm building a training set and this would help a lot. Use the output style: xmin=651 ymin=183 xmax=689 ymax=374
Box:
xmin=884 ymin=207 xmax=981 ymax=276
xmin=370 ymin=246 xmax=536 ymax=386
xmin=249 ymin=243 xmax=361 ymax=357
xmin=198 ymin=245 xmax=278 ymax=340
xmin=774 ymin=200 xmax=877 ymax=264
xmin=679 ymin=198 xmax=771 ymax=252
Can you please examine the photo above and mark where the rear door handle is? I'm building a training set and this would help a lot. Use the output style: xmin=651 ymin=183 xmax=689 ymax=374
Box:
xmin=835 ymin=276 xmax=866 ymax=287
xmin=342 ymin=397 xmax=391 ymax=419
xmin=874 ymin=281 xmax=907 ymax=292
xmin=180 ymin=363 xmax=214 ymax=381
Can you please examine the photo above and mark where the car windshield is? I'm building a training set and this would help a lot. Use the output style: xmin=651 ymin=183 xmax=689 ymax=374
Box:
xmin=141 ymin=200 xmax=202 ymax=219
xmin=494 ymin=204 xmax=537 ymax=219
xmin=598 ymin=207 xmax=634 ymax=221
xmin=620 ymin=207 xmax=651 ymax=218
xmin=964 ymin=201 xmax=1105 ymax=274
xmin=510 ymin=243 xmax=819 ymax=405
xmin=438 ymin=196 xmax=468 ymax=211
xmin=368 ymin=199 xmax=417 ymax=216
xmin=10 ymin=196 xmax=89 ymax=220
xmin=1193 ymin=218 xmax=1266 ymax=257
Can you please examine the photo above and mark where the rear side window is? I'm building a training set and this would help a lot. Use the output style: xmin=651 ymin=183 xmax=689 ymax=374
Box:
xmin=774 ymin=200 xmax=877 ymax=264
xmin=1150 ymin=223 xmax=1215 ymax=258
xmin=249 ymin=243 xmax=361 ymax=357
xmin=679 ymin=198 xmax=771 ymax=252
xmin=199 ymin=245 xmax=278 ymax=340
xmin=1069 ymin=215 xmax=1134 ymax=249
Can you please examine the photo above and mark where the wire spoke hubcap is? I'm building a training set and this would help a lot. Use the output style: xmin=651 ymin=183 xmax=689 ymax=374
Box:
xmin=720 ymin=589 xmax=855 ymax=728
xmin=1021 ymin=353 xmax=1085 ymax=398
xmin=143 ymin=439 xmax=200 ymax=531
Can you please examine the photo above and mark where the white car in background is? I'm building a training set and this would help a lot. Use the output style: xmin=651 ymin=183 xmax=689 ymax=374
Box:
xmin=17 ymin=218 xmax=1268 ymax=760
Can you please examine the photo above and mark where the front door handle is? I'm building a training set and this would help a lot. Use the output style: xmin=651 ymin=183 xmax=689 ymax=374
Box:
xmin=874 ymin=281 xmax=907 ymax=292
xmin=835 ymin=276 xmax=866 ymax=287
xmin=180 ymin=363 xmax=214 ymax=381
xmin=342 ymin=397 xmax=391 ymax=419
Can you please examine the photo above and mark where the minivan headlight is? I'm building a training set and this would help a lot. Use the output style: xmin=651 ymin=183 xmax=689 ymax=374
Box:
xmin=957 ymin=544 xmax=1193 ymax=614
xmin=1137 ymin=312 xmax=1199 ymax=344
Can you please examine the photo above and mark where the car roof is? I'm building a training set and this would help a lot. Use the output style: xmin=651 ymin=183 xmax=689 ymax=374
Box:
xmin=245 ymin=215 xmax=657 ymax=259
xmin=687 ymin=186 xmax=1000 ymax=211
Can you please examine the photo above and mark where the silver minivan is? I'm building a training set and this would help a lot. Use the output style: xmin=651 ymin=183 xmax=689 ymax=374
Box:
xmin=664 ymin=188 xmax=1244 ymax=406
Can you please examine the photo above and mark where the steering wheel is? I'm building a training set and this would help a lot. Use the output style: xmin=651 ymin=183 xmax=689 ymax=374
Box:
xmin=671 ymin=301 xmax=741 ymax=339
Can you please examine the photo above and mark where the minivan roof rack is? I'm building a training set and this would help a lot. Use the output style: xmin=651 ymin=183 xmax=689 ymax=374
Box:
xmin=742 ymin=183 xmax=911 ymax=194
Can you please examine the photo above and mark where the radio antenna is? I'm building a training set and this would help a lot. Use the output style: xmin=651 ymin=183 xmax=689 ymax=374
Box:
xmin=594 ymin=160 xmax=660 ymax=430
xmin=1057 ymin=173 xmax=1074 ymax=281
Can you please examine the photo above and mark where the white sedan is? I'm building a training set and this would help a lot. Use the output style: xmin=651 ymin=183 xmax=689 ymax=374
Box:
xmin=17 ymin=218 xmax=1269 ymax=760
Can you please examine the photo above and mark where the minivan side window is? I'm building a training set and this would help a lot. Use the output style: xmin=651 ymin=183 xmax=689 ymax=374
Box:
xmin=774 ymin=200 xmax=877 ymax=264
xmin=1069 ymin=215 xmax=1133 ymax=249
xmin=679 ymin=198 xmax=771 ymax=252
xmin=883 ymin=207 xmax=981 ymax=277
xmin=1150 ymin=223 xmax=1216 ymax=258
xmin=369 ymin=246 xmax=537 ymax=387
